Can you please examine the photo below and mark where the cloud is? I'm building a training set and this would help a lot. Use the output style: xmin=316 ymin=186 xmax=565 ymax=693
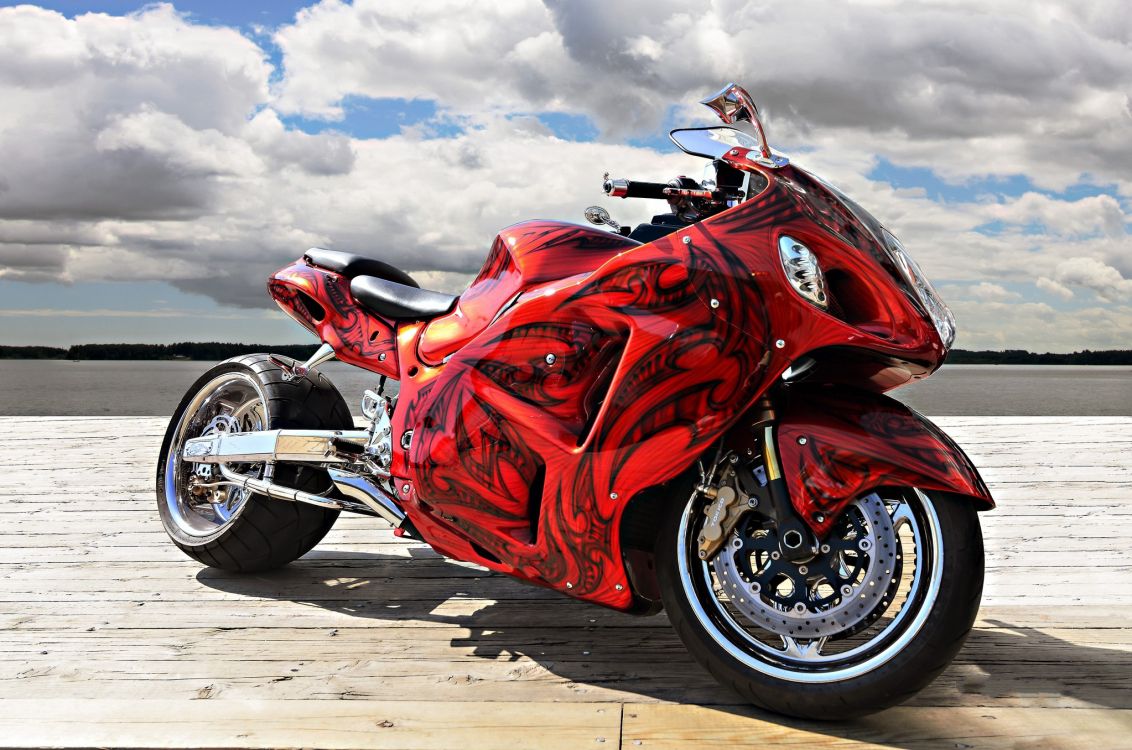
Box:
xmin=0 ymin=1 xmax=1130 ymax=352
xmin=1044 ymin=256 xmax=1132 ymax=302
xmin=275 ymin=0 xmax=1132 ymax=189
xmin=949 ymin=300 xmax=1132 ymax=351
xmin=939 ymin=282 xmax=1022 ymax=303
xmin=1036 ymin=276 xmax=1075 ymax=301
xmin=0 ymin=4 xmax=267 ymax=222
xmin=0 ymin=307 xmax=271 ymax=319
xmin=0 ymin=4 xmax=698 ymax=306
xmin=980 ymin=192 xmax=1127 ymax=237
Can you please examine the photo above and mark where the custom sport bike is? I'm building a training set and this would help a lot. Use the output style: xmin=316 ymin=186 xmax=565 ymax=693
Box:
xmin=157 ymin=84 xmax=992 ymax=719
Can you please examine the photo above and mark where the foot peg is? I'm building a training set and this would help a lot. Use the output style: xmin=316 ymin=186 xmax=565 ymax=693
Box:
xmin=271 ymin=341 xmax=336 ymax=381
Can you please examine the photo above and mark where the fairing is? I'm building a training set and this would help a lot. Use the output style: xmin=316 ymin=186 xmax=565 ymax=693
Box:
xmin=393 ymin=218 xmax=773 ymax=610
xmin=267 ymin=160 xmax=963 ymax=611
xmin=736 ymin=387 xmax=993 ymax=539
xmin=418 ymin=221 xmax=639 ymax=365
xmin=268 ymin=263 xmax=400 ymax=380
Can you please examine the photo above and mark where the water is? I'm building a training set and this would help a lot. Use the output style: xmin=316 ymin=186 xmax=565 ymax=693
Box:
xmin=0 ymin=360 xmax=1127 ymax=417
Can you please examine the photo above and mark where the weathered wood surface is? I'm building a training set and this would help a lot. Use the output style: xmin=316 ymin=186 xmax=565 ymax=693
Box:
xmin=0 ymin=416 xmax=1129 ymax=749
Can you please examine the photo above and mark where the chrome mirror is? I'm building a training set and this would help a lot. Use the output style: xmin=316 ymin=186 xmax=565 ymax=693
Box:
xmin=699 ymin=83 xmax=787 ymax=168
xmin=669 ymin=126 xmax=764 ymax=161
xmin=584 ymin=205 xmax=622 ymax=232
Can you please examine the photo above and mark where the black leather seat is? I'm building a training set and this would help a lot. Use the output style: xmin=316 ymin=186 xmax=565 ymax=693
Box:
xmin=306 ymin=247 xmax=457 ymax=320
xmin=304 ymin=248 xmax=419 ymax=288
xmin=350 ymin=275 xmax=457 ymax=320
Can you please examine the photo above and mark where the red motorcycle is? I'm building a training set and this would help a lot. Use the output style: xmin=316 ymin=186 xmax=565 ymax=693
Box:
xmin=157 ymin=84 xmax=992 ymax=719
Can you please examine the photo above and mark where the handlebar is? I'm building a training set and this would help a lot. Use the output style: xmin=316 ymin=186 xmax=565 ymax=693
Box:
xmin=603 ymin=177 xmax=725 ymax=202
xmin=602 ymin=178 xmax=671 ymax=200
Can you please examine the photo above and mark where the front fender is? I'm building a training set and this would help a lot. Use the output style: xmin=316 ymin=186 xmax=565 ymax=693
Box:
xmin=768 ymin=386 xmax=994 ymax=537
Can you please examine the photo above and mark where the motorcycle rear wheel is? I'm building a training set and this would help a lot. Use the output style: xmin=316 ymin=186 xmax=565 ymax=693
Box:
xmin=155 ymin=354 xmax=353 ymax=572
xmin=656 ymin=486 xmax=983 ymax=720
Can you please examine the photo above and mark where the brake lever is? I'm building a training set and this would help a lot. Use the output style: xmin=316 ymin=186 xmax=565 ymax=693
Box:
xmin=662 ymin=186 xmax=720 ymax=200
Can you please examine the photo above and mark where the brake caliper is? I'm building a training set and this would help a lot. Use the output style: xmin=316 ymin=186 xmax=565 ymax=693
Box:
xmin=696 ymin=457 xmax=761 ymax=560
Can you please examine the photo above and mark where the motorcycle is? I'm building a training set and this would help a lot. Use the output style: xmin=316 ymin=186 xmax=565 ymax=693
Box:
xmin=157 ymin=83 xmax=992 ymax=719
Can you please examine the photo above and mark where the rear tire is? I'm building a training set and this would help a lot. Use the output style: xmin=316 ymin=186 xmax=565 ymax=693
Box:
xmin=155 ymin=353 xmax=354 ymax=572
xmin=656 ymin=487 xmax=983 ymax=720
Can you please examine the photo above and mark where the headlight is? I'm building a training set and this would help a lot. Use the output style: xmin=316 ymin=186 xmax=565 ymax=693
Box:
xmin=882 ymin=230 xmax=956 ymax=349
xmin=778 ymin=236 xmax=828 ymax=309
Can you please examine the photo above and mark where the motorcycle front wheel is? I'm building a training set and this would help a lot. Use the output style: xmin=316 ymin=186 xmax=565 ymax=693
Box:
xmin=656 ymin=486 xmax=983 ymax=720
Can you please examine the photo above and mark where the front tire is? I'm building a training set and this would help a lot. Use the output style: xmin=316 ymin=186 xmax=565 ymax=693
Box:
xmin=156 ymin=353 xmax=354 ymax=572
xmin=657 ymin=486 xmax=983 ymax=719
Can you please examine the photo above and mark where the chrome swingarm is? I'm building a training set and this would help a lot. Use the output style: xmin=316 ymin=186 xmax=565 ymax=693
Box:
xmin=183 ymin=428 xmax=371 ymax=465
xmin=190 ymin=463 xmax=406 ymax=528
xmin=181 ymin=393 xmax=405 ymax=527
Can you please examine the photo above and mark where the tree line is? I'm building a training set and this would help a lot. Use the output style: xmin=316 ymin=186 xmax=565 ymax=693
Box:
xmin=0 ymin=342 xmax=319 ymax=360
xmin=945 ymin=349 xmax=1132 ymax=365
xmin=1 ymin=343 xmax=1130 ymax=364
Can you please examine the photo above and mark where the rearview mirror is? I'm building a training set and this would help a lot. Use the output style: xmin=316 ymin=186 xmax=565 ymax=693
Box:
xmin=669 ymin=126 xmax=765 ymax=160
xmin=697 ymin=83 xmax=787 ymax=168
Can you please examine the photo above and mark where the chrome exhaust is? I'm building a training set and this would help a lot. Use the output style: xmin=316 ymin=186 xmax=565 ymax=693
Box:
xmin=185 ymin=427 xmax=406 ymax=527
xmin=212 ymin=465 xmax=406 ymax=527
xmin=327 ymin=468 xmax=405 ymax=527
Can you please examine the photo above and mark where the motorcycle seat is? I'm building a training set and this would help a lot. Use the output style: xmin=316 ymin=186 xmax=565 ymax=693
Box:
xmin=350 ymin=274 xmax=458 ymax=320
xmin=304 ymin=248 xmax=419 ymax=288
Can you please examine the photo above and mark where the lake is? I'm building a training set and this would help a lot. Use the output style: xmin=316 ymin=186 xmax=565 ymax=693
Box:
xmin=0 ymin=360 xmax=1127 ymax=417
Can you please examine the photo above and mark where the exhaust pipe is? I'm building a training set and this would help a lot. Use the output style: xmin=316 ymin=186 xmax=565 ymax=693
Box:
xmin=215 ymin=464 xmax=406 ymax=528
xmin=185 ymin=427 xmax=406 ymax=527
xmin=327 ymin=468 xmax=406 ymax=527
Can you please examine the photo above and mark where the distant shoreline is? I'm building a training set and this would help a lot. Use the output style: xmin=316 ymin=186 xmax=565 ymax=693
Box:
xmin=2 ymin=342 xmax=1131 ymax=366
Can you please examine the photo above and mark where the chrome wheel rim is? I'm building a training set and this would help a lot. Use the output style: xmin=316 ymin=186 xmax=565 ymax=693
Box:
xmin=677 ymin=488 xmax=943 ymax=683
xmin=163 ymin=372 xmax=268 ymax=538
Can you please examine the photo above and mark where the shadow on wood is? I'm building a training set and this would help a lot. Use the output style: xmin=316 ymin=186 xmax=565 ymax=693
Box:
xmin=195 ymin=548 xmax=1132 ymax=716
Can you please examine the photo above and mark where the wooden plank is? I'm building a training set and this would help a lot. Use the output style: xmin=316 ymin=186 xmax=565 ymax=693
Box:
xmin=0 ymin=699 xmax=620 ymax=750
xmin=1 ymin=566 xmax=1128 ymax=604
xmin=621 ymin=704 xmax=1132 ymax=750
xmin=0 ymin=416 xmax=1129 ymax=748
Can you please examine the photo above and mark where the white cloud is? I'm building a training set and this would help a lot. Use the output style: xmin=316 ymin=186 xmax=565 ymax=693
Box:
xmin=275 ymin=0 xmax=1132 ymax=189
xmin=0 ymin=307 xmax=272 ymax=319
xmin=1045 ymin=256 xmax=1132 ymax=302
xmin=95 ymin=107 xmax=264 ymax=178
xmin=0 ymin=1 xmax=1130 ymax=353
xmin=1036 ymin=276 xmax=1075 ymax=301
xmin=950 ymin=300 xmax=1132 ymax=351
xmin=980 ymin=192 xmax=1127 ymax=237
xmin=940 ymin=282 xmax=1022 ymax=303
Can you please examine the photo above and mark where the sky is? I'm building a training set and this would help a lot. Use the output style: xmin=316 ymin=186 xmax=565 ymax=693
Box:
xmin=0 ymin=1 xmax=1130 ymax=351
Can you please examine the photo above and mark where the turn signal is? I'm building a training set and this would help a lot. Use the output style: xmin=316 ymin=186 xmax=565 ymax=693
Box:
xmin=778 ymin=236 xmax=828 ymax=309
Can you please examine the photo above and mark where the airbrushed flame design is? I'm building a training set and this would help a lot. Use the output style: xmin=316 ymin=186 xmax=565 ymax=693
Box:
xmin=397 ymin=197 xmax=785 ymax=609
xmin=269 ymin=263 xmax=399 ymax=378
xmin=267 ymin=167 xmax=990 ymax=610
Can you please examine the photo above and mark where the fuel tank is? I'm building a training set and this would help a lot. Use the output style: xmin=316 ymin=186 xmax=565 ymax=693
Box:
xmin=418 ymin=220 xmax=640 ymax=364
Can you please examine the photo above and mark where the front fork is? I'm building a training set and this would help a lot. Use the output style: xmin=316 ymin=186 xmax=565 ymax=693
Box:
xmin=695 ymin=398 xmax=819 ymax=563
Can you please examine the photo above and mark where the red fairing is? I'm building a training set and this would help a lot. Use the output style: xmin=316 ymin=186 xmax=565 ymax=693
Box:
xmin=266 ymin=164 xmax=959 ymax=611
xmin=268 ymin=262 xmax=400 ymax=379
xmin=394 ymin=217 xmax=773 ymax=610
xmin=418 ymin=221 xmax=638 ymax=365
xmin=770 ymin=387 xmax=994 ymax=537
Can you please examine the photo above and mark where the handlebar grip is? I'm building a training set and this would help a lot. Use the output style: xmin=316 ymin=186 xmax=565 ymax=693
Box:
xmin=603 ymin=178 xmax=671 ymax=200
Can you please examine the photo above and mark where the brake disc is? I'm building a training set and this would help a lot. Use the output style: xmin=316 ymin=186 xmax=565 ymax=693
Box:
xmin=713 ymin=494 xmax=899 ymax=639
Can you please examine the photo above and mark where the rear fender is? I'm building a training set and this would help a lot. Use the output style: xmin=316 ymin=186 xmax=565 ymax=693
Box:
xmin=739 ymin=387 xmax=994 ymax=538
xmin=268 ymin=260 xmax=400 ymax=379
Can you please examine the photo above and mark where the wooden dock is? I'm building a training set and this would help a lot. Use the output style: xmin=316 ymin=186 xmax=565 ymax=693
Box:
xmin=0 ymin=416 xmax=1129 ymax=749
